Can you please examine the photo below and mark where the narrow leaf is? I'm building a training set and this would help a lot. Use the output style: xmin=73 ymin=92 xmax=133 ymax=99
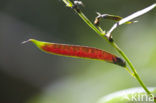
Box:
xmin=101 ymin=14 xmax=133 ymax=24
xmin=106 ymin=3 xmax=156 ymax=38
xmin=119 ymin=3 xmax=156 ymax=25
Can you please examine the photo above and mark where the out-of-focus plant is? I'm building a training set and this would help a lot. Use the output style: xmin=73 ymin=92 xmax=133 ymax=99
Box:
xmin=24 ymin=0 xmax=156 ymax=102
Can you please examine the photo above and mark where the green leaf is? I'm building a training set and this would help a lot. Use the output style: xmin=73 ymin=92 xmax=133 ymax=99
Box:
xmin=97 ymin=87 xmax=156 ymax=103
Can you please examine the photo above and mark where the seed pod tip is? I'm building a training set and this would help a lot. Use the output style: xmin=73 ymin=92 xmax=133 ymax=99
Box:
xmin=22 ymin=39 xmax=35 ymax=44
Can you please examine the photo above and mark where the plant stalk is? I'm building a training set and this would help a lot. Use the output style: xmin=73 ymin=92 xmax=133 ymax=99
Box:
xmin=75 ymin=9 xmax=152 ymax=97
xmin=111 ymin=42 xmax=152 ymax=96
xmin=62 ymin=0 xmax=153 ymax=97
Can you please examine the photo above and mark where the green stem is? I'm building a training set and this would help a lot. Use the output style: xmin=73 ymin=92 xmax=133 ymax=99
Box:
xmin=76 ymin=11 xmax=104 ymax=37
xmin=62 ymin=0 xmax=153 ymax=97
xmin=75 ymin=10 xmax=152 ymax=96
xmin=111 ymin=42 xmax=152 ymax=96
xmin=124 ymin=66 xmax=135 ymax=78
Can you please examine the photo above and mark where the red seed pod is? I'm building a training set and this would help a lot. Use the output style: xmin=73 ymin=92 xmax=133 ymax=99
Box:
xmin=24 ymin=39 xmax=126 ymax=67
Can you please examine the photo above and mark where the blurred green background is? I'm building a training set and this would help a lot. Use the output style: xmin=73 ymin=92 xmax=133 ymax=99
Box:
xmin=0 ymin=0 xmax=156 ymax=103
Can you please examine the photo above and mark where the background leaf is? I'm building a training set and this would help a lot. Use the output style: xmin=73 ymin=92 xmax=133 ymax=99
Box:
xmin=97 ymin=87 xmax=156 ymax=103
